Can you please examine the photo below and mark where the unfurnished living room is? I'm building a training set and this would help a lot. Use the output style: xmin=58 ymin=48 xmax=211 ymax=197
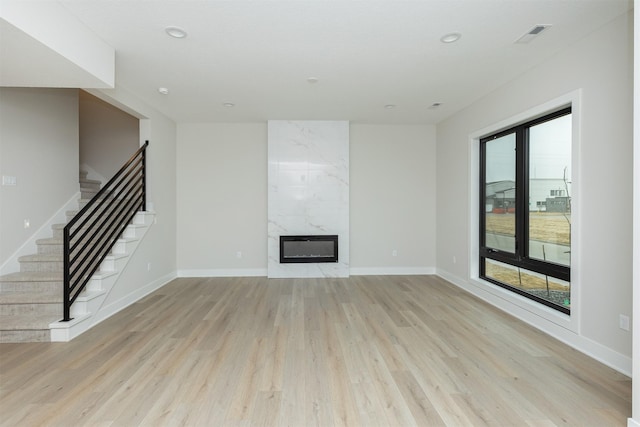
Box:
xmin=0 ymin=0 xmax=638 ymax=426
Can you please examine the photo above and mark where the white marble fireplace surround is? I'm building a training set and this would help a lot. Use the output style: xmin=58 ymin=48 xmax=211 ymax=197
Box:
xmin=267 ymin=120 xmax=349 ymax=278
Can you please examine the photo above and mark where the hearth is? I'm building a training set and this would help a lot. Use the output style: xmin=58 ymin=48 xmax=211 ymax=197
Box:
xmin=279 ymin=235 xmax=338 ymax=263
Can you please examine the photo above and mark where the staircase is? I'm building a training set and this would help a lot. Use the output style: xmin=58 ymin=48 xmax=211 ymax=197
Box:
xmin=0 ymin=171 xmax=153 ymax=343
xmin=79 ymin=170 xmax=101 ymax=199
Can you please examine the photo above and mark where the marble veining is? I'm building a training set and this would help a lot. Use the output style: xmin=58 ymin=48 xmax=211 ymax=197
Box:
xmin=267 ymin=120 xmax=349 ymax=278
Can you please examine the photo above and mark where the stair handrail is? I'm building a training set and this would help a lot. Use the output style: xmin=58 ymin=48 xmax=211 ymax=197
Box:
xmin=62 ymin=141 xmax=148 ymax=321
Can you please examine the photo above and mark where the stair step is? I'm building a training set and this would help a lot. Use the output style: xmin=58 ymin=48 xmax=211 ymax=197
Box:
xmin=52 ymin=223 xmax=99 ymax=239
xmin=18 ymin=254 xmax=63 ymax=273
xmin=0 ymin=170 xmax=151 ymax=342
xmin=0 ymin=291 xmax=63 ymax=315
xmin=0 ymin=271 xmax=63 ymax=282
xmin=0 ymin=290 xmax=61 ymax=304
xmin=0 ymin=314 xmax=61 ymax=329
xmin=80 ymin=185 xmax=100 ymax=193
xmin=51 ymin=223 xmax=72 ymax=239
xmin=81 ymin=190 xmax=99 ymax=199
xmin=36 ymin=237 xmax=63 ymax=254
xmin=0 ymin=272 xmax=63 ymax=291
xmin=77 ymin=198 xmax=92 ymax=209
xmin=66 ymin=205 xmax=117 ymax=221
xmin=80 ymin=178 xmax=101 ymax=188
xmin=0 ymin=314 xmax=60 ymax=343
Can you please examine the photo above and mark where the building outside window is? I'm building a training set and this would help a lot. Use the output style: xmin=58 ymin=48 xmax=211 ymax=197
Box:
xmin=480 ymin=107 xmax=572 ymax=313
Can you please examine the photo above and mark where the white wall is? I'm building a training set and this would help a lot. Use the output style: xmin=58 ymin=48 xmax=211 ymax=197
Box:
xmin=176 ymin=122 xmax=436 ymax=276
xmin=177 ymin=123 xmax=268 ymax=276
xmin=436 ymin=12 xmax=633 ymax=374
xmin=0 ymin=88 xmax=79 ymax=268
xmin=83 ymin=87 xmax=178 ymax=315
xmin=350 ymin=124 xmax=436 ymax=274
xmin=79 ymin=90 xmax=139 ymax=182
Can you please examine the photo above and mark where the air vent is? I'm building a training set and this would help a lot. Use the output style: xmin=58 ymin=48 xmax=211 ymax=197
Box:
xmin=515 ymin=25 xmax=551 ymax=44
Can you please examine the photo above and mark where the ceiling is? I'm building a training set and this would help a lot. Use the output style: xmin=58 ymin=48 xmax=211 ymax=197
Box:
xmin=8 ymin=1 xmax=636 ymax=124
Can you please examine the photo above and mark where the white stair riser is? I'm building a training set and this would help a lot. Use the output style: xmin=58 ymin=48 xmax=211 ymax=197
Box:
xmin=100 ymin=254 xmax=128 ymax=272
xmin=70 ymin=292 xmax=106 ymax=317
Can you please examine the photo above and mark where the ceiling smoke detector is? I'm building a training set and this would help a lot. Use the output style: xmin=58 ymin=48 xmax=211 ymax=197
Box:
xmin=515 ymin=25 xmax=551 ymax=44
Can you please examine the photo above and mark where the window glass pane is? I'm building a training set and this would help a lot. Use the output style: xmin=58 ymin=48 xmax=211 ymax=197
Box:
xmin=484 ymin=133 xmax=516 ymax=253
xmin=484 ymin=258 xmax=571 ymax=309
xmin=528 ymin=114 xmax=571 ymax=266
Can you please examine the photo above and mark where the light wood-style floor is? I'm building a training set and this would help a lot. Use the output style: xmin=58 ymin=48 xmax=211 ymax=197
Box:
xmin=0 ymin=275 xmax=631 ymax=426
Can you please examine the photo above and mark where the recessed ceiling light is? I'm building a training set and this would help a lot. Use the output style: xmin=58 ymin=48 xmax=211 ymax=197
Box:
xmin=158 ymin=87 xmax=169 ymax=95
xmin=165 ymin=26 xmax=187 ymax=38
xmin=307 ymin=77 xmax=319 ymax=84
xmin=440 ymin=32 xmax=461 ymax=43
xmin=384 ymin=104 xmax=396 ymax=110
xmin=223 ymin=102 xmax=235 ymax=108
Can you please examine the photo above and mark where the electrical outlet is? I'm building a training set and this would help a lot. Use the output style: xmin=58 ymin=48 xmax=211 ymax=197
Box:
xmin=392 ymin=250 xmax=397 ymax=257
xmin=23 ymin=219 xmax=30 ymax=229
xmin=236 ymin=251 xmax=242 ymax=259
xmin=453 ymin=255 xmax=457 ymax=264
xmin=147 ymin=262 xmax=152 ymax=271
xmin=619 ymin=314 xmax=630 ymax=331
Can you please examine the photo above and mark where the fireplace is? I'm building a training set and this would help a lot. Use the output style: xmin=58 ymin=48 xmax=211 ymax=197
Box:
xmin=279 ymin=235 xmax=338 ymax=263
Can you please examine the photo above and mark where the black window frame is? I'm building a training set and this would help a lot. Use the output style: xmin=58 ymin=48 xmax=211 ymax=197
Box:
xmin=479 ymin=106 xmax=571 ymax=314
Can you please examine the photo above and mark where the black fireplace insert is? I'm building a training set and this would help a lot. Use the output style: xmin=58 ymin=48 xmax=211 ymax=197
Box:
xmin=279 ymin=235 xmax=338 ymax=263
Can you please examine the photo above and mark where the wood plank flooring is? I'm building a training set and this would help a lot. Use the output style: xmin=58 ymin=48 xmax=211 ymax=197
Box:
xmin=0 ymin=275 xmax=631 ymax=426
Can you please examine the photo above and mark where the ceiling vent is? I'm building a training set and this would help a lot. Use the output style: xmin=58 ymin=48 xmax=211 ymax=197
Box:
xmin=515 ymin=25 xmax=551 ymax=44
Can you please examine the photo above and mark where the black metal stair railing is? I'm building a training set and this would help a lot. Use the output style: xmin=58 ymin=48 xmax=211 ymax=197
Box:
xmin=62 ymin=141 xmax=148 ymax=321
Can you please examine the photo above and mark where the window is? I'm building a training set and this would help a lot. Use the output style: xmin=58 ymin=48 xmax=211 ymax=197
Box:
xmin=480 ymin=107 xmax=571 ymax=314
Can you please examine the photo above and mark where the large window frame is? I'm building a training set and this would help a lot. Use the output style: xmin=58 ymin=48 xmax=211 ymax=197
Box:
xmin=479 ymin=107 xmax=571 ymax=314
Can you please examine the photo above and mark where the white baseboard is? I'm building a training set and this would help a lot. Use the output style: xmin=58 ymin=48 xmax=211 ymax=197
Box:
xmin=350 ymin=267 xmax=435 ymax=276
xmin=0 ymin=192 xmax=80 ymax=276
xmin=628 ymin=418 xmax=640 ymax=427
xmin=436 ymin=268 xmax=632 ymax=377
xmin=177 ymin=267 xmax=435 ymax=278
xmin=177 ymin=268 xmax=268 ymax=278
